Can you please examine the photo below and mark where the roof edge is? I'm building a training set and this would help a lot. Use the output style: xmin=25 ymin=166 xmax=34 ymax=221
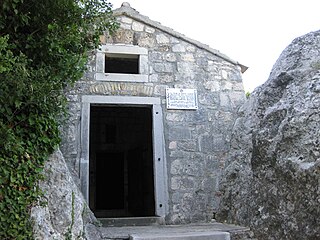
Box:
xmin=113 ymin=4 xmax=248 ymax=73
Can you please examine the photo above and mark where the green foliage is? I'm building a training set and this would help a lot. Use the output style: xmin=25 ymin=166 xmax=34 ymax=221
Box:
xmin=0 ymin=0 xmax=118 ymax=238
xmin=245 ymin=91 xmax=251 ymax=99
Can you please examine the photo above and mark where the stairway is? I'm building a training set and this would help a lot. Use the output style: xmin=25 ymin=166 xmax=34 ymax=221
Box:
xmin=98 ymin=220 xmax=255 ymax=240
xmin=99 ymin=216 xmax=165 ymax=227
xmin=130 ymin=231 xmax=230 ymax=240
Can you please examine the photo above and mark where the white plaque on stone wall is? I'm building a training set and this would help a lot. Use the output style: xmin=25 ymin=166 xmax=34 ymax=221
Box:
xmin=166 ymin=88 xmax=198 ymax=110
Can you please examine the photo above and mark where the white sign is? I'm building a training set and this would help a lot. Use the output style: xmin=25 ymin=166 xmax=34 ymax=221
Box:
xmin=166 ymin=88 xmax=198 ymax=110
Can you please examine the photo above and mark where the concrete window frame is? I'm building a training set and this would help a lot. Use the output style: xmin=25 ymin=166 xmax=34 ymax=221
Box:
xmin=80 ymin=95 xmax=168 ymax=218
xmin=95 ymin=44 xmax=149 ymax=82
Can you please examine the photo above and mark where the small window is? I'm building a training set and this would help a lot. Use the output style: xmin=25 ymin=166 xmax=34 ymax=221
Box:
xmin=105 ymin=54 xmax=139 ymax=74
xmin=96 ymin=44 xmax=148 ymax=82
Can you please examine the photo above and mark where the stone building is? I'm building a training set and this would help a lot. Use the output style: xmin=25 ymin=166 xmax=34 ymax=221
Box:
xmin=60 ymin=2 xmax=247 ymax=225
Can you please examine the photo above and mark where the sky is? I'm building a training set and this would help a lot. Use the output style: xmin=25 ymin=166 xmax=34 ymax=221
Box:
xmin=109 ymin=0 xmax=320 ymax=92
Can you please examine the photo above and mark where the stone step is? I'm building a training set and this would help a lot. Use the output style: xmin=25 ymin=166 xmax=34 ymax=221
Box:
xmin=99 ymin=222 xmax=255 ymax=240
xmin=99 ymin=216 xmax=165 ymax=227
xmin=130 ymin=231 xmax=230 ymax=240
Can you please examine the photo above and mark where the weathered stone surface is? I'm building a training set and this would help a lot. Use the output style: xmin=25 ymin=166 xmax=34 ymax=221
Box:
xmin=31 ymin=149 xmax=102 ymax=240
xmin=133 ymin=32 xmax=155 ymax=48
xmin=132 ymin=21 xmax=144 ymax=31
xmin=154 ymin=62 xmax=175 ymax=73
xmin=217 ymin=30 xmax=320 ymax=239
xmin=156 ymin=33 xmax=170 ymax=44
xmin=172 ymin=44 xmax=186 ymax=52
xmin=109 ymin=28 xmax=134 ymax=44
xmin=89 ymin=82 xmax=154 ymax=96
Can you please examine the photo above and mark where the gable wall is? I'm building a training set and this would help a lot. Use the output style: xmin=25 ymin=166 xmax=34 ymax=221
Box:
xmin=60 ymin=14 xmax=245 ymax=224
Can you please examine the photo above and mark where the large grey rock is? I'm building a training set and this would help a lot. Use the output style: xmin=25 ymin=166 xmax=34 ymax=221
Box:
xmin=31 ymin=149 xmax=102 ymax=240
xmin=217 ymin=30 xmax=320 ymax=239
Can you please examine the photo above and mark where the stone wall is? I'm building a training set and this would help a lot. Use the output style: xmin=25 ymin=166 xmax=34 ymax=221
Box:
xmin=217 ymin=30 xmax=320 ymax=239
xmin=60 ymin=4 xmax=245 ymax=224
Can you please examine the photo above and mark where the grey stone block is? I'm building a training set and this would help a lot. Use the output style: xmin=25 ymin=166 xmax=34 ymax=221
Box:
xmin=200 ymin=134 xmax=229 ymax=153
xmin=168 ymin=126 xmax=192 ymax=140
xmin=154 ymin=63 xmax=176 ymax=73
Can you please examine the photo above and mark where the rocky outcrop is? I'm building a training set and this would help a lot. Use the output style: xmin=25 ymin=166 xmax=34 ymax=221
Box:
xmin=31 ymin=149 xmax=102 ymax=240
xmin=217 ymin=30 xmax=320 ymax=239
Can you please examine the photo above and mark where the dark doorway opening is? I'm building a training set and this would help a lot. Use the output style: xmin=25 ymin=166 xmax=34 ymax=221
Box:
xmin=105 ymin=54 xmax=139 ymax=74
xmin=89 ymin=106 xmax=155 ymax=218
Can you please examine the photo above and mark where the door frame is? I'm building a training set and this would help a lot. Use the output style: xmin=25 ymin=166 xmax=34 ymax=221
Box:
xmin=80 ymin=95 xmax=168 ymax=217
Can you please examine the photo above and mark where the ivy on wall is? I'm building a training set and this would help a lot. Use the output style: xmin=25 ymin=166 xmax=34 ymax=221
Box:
xmin=0 ymin=1 xmax=118 ymax=238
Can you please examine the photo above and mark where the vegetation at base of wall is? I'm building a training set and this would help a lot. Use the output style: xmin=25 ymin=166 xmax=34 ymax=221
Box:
xmin=0 ymin=1 xmax=118 ymax=239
